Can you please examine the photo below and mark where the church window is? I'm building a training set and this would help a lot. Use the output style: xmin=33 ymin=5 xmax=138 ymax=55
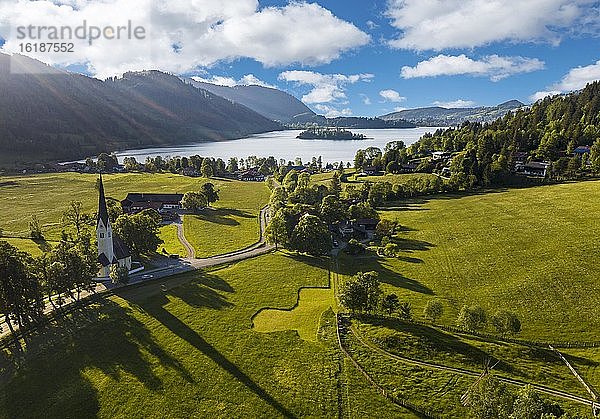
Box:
xmin=100 ymin=233 xmax=105 ymax=238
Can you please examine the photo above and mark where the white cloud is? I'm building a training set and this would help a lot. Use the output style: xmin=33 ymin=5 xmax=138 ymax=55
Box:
xmin=530 ymin=90 xmax=563 ymax=101
xmin=393 ymin=106 xmax=407 ymax=112
xmin=359 ymin=94 xmax=372 ymax=105
xmin=0 ymin=0 xmax=370 ymax=78
xmin=314 ymin=104 xmax=353 ymax=118
xmin=401 ymin=54 xmax=545 ymax=81
xmin=191 ymin=74 xmax=276 ymax=88
xmin=386 ymin=0 xmax=597 ymax=50
xmin=379 ymin=89 xmax=406 ymax=102
xmin=433 ymin=99 xmax=476 ymax=108
xmin=278 ymin=70 xmax=374 ymax=104
xmin=531 ymin=59 xmax=600 ymax=101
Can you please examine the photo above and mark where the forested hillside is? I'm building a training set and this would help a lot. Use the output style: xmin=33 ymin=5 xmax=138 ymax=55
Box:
xmin=409 ymin=82 xmax=600 ymax=187
xmin=0 ymin=54 xmax=280 ymax=166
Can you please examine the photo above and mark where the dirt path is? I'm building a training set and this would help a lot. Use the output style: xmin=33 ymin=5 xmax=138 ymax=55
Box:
xmin=344 ymin=319 xmax=595 ymax=407
xmin=176 ymin=215 xmax=195 ymax=259
xmin=0 ymin=206 xmax=273 ymax=341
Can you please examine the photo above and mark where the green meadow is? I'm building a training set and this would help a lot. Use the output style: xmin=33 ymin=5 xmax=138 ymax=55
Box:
xmin=2 ymin=173 xmax=600 ymax=416
xmin=0 ymin=173 xmax=268 ymax=258
xmin=336 ymin=180 xmax=600 ymax=342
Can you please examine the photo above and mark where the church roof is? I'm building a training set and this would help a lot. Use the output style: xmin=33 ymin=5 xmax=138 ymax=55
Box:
xmin=113 ymin=234 xmax=131 ymax=260
xmin=97 ymin=174 xmax=110 ymax=227
xmin=98 ymin=252 xmax=111 ymax=267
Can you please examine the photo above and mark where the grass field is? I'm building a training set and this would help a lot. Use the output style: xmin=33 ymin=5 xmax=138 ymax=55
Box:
xmin=0 ymin=173 xmax=269 ymax=257
xmin=183 ymin=181 xmax=269 ymax=258
xmin=253 ymin=285 xmax=336 ymax=341
xmin=340 ymin=180 xmax=600 ymax=342
xmin=158 ymin=225 xmax=187 ymax=257
xmin=1 ymin=252 xmax=389 ymax=418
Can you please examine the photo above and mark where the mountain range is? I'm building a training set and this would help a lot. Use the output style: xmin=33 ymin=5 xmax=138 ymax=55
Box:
xmin=0 ymin=53 xmax=526 ymax=167
xmin=380 ymin=100 xmax=526 ymax=126
xmin=189 ymin=80 xmax=316 ymax=123
xmin=0 ymin=54 xmax=280 ymax=166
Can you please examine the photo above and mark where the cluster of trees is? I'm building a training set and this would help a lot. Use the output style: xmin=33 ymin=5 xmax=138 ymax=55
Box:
xmin=181 ymin=183 xmax=220 ymax=213
xmin=87 ymin=152 xmax=352 ymax=180
xmin=0 ymin=198 xmax=166 ymax=347
xmin=457 ymin=305 xmax=522 ymax=336
xmin=265 ymin=167 xmax=381 ymax=255
xmin=354 ymin=141 xmax=410 ymax=172
xmin=469 ymin=377 xmax=572 ymax=419
xmin=339 ymin=271 xmax=412 ymax=319
xmin=0 ymin=205 xmax=100 ymax=348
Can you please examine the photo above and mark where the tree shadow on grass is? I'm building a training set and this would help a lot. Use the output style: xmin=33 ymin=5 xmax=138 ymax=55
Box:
xmin=120 ymin=272 xmax=296 ymax=418
xmin=33 ymin=238 xmax=53 ymax=253
xmin=338 ymin=252 xmax=434 ymax=295
xmin=168 ymin=274 xmax=234 ymax=310
xmin=392 ymin=237 xmax=435 ymax=253
xmin=0 ymin=300 xmax=195 ymax=417
xmin=358 ymin=316 xmax=515 ymax=375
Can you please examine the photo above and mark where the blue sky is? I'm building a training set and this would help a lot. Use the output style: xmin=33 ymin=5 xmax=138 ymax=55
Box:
xmin=1 ymin=0 xmax=600 ymax=117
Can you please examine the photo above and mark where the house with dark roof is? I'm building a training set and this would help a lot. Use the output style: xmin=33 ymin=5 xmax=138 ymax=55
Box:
xmin=522 ymin=162 xmax=549 ymax=177
xmin=97 ymin=175 xmax=132 ymax=278
xmin=574 ymin=146 xmax=591 ymax=156
xmin=121 ymin=193 xmax=184 ymax=214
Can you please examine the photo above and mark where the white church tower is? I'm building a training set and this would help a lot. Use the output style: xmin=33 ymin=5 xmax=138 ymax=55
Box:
xmin=97 ymin=174 xmax=115 ymax=277
xmin=97 ymin=174 xmax=132 ymax=278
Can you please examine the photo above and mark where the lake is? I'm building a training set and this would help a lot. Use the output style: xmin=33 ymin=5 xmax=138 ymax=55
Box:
xmin=114 ymin=127 xmax=442 ymax=165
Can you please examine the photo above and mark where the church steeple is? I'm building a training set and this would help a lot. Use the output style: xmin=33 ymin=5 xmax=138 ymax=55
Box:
xmin=97 ymin=174 xmax=115 ymax=277
xmin=97 ymin=174 xmax=110 ymax=228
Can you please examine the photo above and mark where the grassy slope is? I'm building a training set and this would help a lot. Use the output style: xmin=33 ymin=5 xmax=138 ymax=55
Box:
xmin=1 ymin=253 xmax=387 ymax=418
xmin=0 ymin=173 xmax=268 ymax=257
xmin=343 ymin=181 xmax=600 ymax=341
xmin=350 ymin=173 xmax=438 ymax=185
xmin=158 ymin=225 xmax=187 ymax=257
xmin=183 ymin=181 xmax=269 ymax=258
xmin=253 ymin=286 xmax=335 ymax=341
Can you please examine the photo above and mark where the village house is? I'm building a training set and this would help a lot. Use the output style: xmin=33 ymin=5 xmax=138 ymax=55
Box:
xmin=574 ymin=145 xmax=591 ymax=156
xmin=522 ymin=161 xmax=550 ymax=177
xmin=121 ymin=193 xmax=184 ymax=214
xmin=238 ymin=169 xmax=265 ymax=182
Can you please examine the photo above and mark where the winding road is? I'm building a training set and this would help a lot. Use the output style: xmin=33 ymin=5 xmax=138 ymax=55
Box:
xmin=0 ymin=205 xmax=273 ymax=340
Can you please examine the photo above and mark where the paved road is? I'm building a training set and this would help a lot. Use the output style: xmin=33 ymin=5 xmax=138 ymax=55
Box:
xmin=0 ymin=206 xmax=273 ymax=340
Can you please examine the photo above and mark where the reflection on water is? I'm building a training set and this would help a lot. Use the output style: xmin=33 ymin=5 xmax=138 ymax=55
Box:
xmin=114 ymin=128 xmax=442 ymax=165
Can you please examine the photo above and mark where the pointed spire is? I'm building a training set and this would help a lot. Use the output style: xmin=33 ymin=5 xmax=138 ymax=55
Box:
xmin=97 ymin=174 xmax=110 ymax=227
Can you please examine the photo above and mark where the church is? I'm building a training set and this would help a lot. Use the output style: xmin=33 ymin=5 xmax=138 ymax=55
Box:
xmin=96 ymin=175 xmax=132 ymax=278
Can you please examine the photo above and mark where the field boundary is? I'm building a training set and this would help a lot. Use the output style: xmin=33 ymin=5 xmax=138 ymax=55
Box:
xmin=249 ymin=257 xmax=332 ymax=329
xmin=335 ymin=313 xmax=442 ymax=419
xmin=348 ymin=317 xmax=596 ymax=407
xmin=355 ymin=313 xmax=600 ymax=349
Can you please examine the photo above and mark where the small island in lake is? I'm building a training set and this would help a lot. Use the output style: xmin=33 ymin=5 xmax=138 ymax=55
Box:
xmin=297 ymin=127 xmax=367 ymax=140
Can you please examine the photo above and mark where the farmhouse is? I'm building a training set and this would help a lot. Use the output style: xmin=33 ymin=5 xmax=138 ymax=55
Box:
xmin=121 ymin=193 xmax=184 ymax=214
xmin=97 ymin=175 xmax=132 ymax=278
xmin=238 ymin=169 xmax=265 ymax=182
xmin=523 ymin=162 xmax=549 ymax=177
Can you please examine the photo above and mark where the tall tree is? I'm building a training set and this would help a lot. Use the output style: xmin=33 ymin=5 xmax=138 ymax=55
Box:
xmin=0 ymin=241 xmax=43 ymax=347
xmin=113 ymin=213 xmax=163 ymax=256
xmin=201 ymin=183 xmax=220 ymax=205
xmin=290 ymin=214 xmax=332 ymax=256
xmin=340 ymin=271 xmax=382 ymax=313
